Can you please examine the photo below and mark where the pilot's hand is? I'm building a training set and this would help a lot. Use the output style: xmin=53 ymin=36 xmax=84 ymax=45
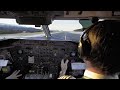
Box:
xmin=6 ymin=70 xmax=22 ymax=79
xmin=59 ymin=59 xmax=69 ymax=77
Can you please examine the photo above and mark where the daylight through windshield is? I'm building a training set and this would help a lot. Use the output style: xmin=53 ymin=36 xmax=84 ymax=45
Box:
xmin=0 ymin=19 xmax=83 ymax=40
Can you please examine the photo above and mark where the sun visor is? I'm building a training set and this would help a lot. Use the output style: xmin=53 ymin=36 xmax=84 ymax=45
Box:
xmin=16 ymin=17 xmax=52 ymax=25
xmin=79 ymin=19 xmax=92 ymax=29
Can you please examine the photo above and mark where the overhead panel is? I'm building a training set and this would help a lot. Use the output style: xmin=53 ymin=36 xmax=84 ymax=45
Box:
xmin=64 ymin=11 xmax=113 ymax=19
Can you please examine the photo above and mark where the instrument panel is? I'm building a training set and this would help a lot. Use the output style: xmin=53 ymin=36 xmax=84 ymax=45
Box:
xmin=0 ymin=39 xmax=83 ymax=79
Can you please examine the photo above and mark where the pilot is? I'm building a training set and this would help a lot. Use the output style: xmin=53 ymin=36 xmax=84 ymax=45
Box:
xmin=58 ymin=20 xmax=120 ymax=79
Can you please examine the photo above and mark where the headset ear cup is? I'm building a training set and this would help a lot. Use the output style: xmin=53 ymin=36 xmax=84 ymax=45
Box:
xmin=79 ymin=40 xmax=91 ymax=58
xmin=82 ymin=40 xmax=91 ymax=56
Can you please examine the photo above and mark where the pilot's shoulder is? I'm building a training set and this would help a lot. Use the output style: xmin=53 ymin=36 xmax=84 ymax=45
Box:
xmin=58 ymin=75 xmax=76 ymax=79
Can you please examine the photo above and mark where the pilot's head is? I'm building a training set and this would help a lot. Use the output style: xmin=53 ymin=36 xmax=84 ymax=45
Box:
xmin=78 ymin=20 xmax=120 ymax=75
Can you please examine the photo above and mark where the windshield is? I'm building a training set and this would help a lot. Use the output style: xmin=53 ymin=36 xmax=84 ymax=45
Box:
xmin=0 ymin=19 xmax=83 ymax=41
xmin=0 ymin=19 xmax=82 ymax=31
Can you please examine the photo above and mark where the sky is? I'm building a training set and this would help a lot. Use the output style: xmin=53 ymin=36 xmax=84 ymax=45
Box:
xmin=0 ymin=18 xmax=83 ymax=31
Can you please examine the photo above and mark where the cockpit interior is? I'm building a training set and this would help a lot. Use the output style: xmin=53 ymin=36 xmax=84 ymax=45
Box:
xmin=0 ymin=11 xmax=120 ymax=79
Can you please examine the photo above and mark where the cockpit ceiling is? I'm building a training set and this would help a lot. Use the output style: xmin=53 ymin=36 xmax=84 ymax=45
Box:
xmin=0 ymin=11 xmax=120 ymax=20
